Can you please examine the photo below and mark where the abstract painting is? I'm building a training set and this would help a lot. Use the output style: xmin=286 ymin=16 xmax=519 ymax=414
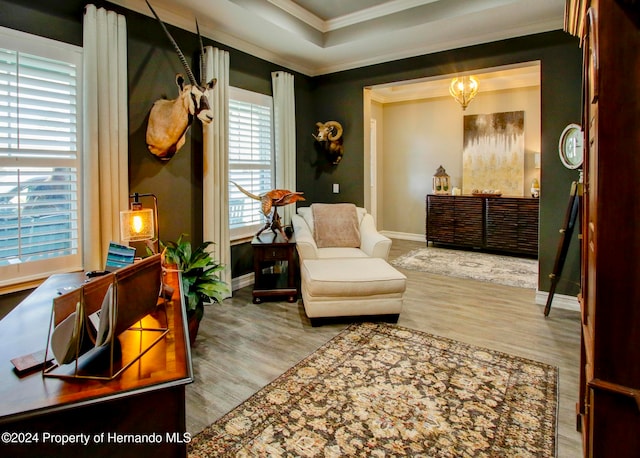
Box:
xmin=462 ymin=111 xmax=524 ymax=195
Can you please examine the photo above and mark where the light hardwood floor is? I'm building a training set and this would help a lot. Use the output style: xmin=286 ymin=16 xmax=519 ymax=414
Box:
xmin=186 ymin=239 xmax=582 ymax=457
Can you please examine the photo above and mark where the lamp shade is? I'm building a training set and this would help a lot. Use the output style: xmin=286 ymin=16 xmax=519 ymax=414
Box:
xmin=120 ymin=207 xmax=155 ymax=242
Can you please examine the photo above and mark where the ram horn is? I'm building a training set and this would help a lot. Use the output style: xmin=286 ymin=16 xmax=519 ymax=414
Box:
xmin=325 ymin=121 xmax=343 ymax=141
xmin=145 ymin=0 xmax=199 ymax=88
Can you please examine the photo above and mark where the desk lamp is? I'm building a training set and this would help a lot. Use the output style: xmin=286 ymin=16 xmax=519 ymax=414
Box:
xmin=120 ymin=193 xmax=159 ymax=253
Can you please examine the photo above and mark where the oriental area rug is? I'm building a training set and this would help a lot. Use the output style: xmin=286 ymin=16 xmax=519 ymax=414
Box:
xmin=188 ymin=322 xmax=557 ymax=457
xmin=391 ymin=246 xmax=538 ymax=289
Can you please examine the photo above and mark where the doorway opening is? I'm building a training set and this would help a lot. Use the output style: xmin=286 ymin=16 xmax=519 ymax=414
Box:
xmin=363 ymin=61 xmax=541 ymax=241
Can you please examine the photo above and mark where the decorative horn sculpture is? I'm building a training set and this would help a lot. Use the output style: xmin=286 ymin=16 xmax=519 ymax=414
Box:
xmin=145 ymin=0 xmax=217 ymax=160
xmin=230 ymin=181 xmax=304 ymax=241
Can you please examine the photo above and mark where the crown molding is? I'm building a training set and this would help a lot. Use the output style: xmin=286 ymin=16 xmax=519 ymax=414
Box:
xmin=111 ymin=0 xmax=564 ymax=77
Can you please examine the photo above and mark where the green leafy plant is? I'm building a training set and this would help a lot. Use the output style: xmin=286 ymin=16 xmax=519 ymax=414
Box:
xmin=161 ymin=234 xmax=229 ymax=322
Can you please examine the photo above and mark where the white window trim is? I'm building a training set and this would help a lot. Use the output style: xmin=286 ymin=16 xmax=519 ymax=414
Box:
xmin=228 ymin=86 xmax=274 ymax=241
xmin=0 ymin=26 xmax=83 ymax=288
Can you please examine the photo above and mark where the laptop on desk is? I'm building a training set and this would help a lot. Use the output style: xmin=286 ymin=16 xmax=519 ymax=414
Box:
xmin=85 ymin=242 xmax=136 ymax=278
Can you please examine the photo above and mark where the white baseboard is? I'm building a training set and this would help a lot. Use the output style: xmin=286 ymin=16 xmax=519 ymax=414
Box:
xmin=535 ymin=290 xmax=580 ymax=312
xmin=381 ymin=231 xmax=425 ymax=242
xmin=232 ymin=272 xmax=254 ymax=291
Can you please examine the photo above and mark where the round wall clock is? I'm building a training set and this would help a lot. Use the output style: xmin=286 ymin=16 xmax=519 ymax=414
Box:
xmin=558 ymin=123 xmax=584 ymax=169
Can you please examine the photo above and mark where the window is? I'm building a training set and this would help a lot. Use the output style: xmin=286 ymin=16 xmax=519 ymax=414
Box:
xmin=228 ymin=87 xmax=274 ymax=240
xmin=0 ymin=26 xmax=82 ymax=287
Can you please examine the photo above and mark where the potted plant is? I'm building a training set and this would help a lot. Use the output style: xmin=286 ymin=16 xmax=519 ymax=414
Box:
xmin=161 ymin=234 xmax=229 ymax=345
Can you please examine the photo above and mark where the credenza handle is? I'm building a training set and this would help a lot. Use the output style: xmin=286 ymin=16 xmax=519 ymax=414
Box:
xmin=589 ymin=378 xmax=640 ymax=412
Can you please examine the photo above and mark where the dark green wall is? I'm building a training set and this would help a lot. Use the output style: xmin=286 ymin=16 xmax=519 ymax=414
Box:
xmin=303 ymin=31 xmax=583 ymax=297
xmin=0 ymin=0 xmax=314 ymax=280
xmin=0 ymin=0 xmax=83 ymax=45
xmin=122 ymin=7 xmax=315 ymax=279
xmin=0 ymin=0 xmax=582 ymax=301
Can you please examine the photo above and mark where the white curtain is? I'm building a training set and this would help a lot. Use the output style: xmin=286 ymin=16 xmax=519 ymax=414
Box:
xmin=271 ymin=71 xmax=297 ymax=225
xmin=82 ymin=4 xmax=129 ymax=271
xmin=202 ymin=46 xmax=232 ymax=295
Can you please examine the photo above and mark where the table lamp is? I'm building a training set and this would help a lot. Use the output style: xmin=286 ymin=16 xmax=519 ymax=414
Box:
xmin=120 ymin=193 xmax=159 ymax=253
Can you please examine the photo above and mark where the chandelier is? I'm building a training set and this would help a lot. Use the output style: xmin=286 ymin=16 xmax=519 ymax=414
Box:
xmin=449 ymin=76 xmax=479 ymax=110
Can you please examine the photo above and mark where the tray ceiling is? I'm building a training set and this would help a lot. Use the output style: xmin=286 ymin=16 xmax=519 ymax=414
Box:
xmin=113 ymin=0 xmax=565 ymax=76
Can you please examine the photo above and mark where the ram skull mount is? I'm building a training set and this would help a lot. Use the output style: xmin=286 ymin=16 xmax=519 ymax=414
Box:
xmin=312 ymin=121 xmax=344 ymax=165
xmin=145 ymin=0 xmax=217 ymax=160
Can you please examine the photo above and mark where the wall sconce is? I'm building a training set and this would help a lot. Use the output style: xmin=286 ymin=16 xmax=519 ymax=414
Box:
xmin=449 ymin=76 xmax=479 ymax=110
xmin=120 ymin=193 xmax=159 ymax=253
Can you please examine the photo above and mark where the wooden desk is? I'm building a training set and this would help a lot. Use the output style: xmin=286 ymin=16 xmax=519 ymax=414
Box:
xmin=0 ymin=269 xmax=193 ymax=458
xmin=252 ymin=233 xmax=298 ymax=303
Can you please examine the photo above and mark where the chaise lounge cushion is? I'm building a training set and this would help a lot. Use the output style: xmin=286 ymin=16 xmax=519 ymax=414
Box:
xmin=301 ymin=258 xmax=406 ymax=298
xmin=300 ymin=258 xmax=406 ymax=320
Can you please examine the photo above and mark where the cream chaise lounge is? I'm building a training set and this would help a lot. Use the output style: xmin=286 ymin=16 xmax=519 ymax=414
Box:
xmin=291 ymin=203 xmax=406 ymax=325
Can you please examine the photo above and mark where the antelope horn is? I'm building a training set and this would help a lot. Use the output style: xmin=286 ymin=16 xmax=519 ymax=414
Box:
xmin=146 ymin=0 xmax=198 ymax=87
xmin=196 ymin=19 xmax=206 ymax=86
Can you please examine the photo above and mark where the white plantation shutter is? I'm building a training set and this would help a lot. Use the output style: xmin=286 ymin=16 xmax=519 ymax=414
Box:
xmin=228 ymin=87 xmax=274 ymax=238
xmin=0 ymin=26 xmax=82 ymax=286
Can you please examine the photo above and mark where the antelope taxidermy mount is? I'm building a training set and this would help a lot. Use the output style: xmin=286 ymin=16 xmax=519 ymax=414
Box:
xmin=145 ymin=0 xmax=217 ymax=160
xmin=312 ymin=121 xmax=344 ymax=165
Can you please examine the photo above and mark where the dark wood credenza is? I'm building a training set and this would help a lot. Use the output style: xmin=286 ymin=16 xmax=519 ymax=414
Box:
xmin=0 ymin=268 xmax=193 ymax=458
xmin=426 ymin=194 xmax=539 ymax=257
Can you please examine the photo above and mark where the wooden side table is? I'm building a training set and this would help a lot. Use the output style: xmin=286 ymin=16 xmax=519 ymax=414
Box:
xmin=251 ymin=233 xmax=297 ymax=303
